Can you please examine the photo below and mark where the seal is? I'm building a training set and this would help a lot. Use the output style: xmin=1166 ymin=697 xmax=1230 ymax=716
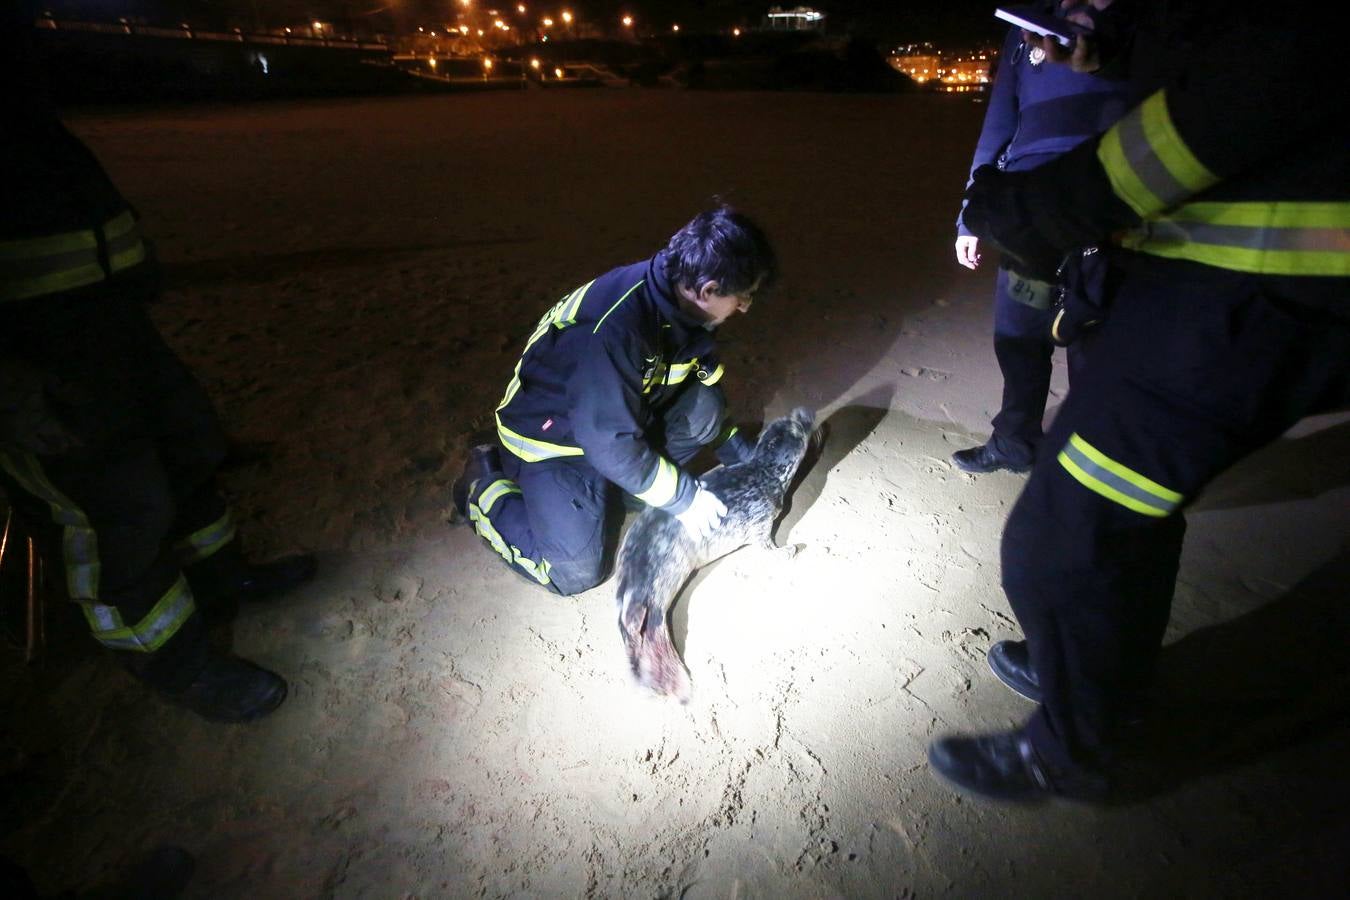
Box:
xmin=615 ymin=407 xmax=817 ymax=702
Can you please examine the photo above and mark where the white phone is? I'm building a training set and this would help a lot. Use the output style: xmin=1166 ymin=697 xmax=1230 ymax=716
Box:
xmin=994 ymin=6 xmax=1086 ymax=47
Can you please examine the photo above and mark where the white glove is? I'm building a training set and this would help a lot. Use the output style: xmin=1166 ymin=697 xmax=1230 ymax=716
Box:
xmin=955 ymin=234 xmax=981 ymax=270
xmin=674 ymin=487 xmax=727 ymax=542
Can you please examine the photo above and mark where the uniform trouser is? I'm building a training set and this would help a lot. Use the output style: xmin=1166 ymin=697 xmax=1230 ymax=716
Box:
xmin=469 ymin=382 xmax=727 ymax=596
xmin=999 ymin=256 xmax=1350 ymax=785
xmin=0 ymin=294 xmax=236 ymax=691
xmin=989 ymin=267 xmax=1088 ymax=465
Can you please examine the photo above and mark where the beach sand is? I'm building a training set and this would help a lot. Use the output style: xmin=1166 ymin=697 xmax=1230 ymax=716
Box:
xmin=3 ymin=89 xmax=1347 ymax=897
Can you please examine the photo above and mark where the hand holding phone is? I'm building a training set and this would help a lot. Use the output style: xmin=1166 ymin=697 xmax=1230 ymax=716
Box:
xmin=994 ymin=6 xmax=1088 ymax=47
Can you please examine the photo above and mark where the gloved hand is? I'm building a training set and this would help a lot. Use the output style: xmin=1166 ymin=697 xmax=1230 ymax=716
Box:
xmin=674 ymin=486 xmax=726 ymax=542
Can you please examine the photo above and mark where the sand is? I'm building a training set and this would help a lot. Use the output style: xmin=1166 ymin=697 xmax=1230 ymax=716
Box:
xmin=3 ymin=89 xmax=1348 ymax=897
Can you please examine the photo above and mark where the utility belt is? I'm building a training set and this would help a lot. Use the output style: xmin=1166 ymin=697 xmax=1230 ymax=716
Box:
xmin=1 ymin=210 xmax=147 ymax=303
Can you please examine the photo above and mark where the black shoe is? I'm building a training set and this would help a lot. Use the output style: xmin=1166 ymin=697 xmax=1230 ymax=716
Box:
xmin=951 ymin=443 xmax=1032 ymax=474
xmin=452 ymin=443 xmax=503 ymax=520
xmin=235 ymin=553 xmax=317 ymax=603
xmin=928 ymin=728 xmax=1055 ymax=802
xmin=988 ymin=639 xmax=1041 ymax=703
xmin=166 ymin=655 xmax=288 ymax=723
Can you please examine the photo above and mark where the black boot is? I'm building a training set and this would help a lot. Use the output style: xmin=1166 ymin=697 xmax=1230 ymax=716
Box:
xmin=188 ymin=544 xmax=316 ymax=608
xmin=988 ymin=639 xmax=1041 ymax=702
xmin=928 ymin=728 xmax=1055 ymax=802
xmin=452 ymin=443 xmax=504 ymax=521
xmin=164 ymin=654 xmax=288 ymax=723
xmin=951 ymin=442 xmax=1032 ymax=474
xmin=928 ymin=727 xmax=1109 ymax=803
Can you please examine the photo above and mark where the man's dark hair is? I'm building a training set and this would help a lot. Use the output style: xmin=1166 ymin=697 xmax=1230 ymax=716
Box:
xmin=663 ymin=205 xmax=777 ymax=297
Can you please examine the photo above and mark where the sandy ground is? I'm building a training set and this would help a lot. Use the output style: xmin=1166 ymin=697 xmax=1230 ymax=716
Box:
xmin=3 ymin=90 xmax=1349 ymax=898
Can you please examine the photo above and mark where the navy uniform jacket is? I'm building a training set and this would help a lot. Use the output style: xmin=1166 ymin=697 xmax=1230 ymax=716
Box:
xmin=494 ymin=252 xmax=725 ymax=515
xmin=957 ymin=2 xmax=1132 ymax=236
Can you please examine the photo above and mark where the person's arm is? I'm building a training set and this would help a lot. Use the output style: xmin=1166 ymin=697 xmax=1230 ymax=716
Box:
xmin=569 ymin=325 xmax=699 ymax=514
xmin=956 ymin=26 xmax=1024 ymax=239
xmin=962 ymin=18 xmax=1341 ymax=271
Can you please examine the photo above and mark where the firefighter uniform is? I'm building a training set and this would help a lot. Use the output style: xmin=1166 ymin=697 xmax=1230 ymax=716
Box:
xmin=467 ymin=252 xmax=739 ymax=595
xmin=960 ymin=11 xmax=1350 ymax=791
xmin=0 ymin=107 xmax=267 ymax=701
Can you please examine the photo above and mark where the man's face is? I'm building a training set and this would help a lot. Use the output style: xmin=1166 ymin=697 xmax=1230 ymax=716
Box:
xmin=686 ymin=277 xmax=761 ymax=326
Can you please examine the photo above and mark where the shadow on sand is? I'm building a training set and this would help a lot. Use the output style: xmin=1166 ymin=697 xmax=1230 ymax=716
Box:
xmin=1113 ymin=546 xmax=1350 ymax=803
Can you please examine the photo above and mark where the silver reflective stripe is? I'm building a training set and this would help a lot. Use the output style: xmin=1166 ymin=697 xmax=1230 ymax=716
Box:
xmin=1137 ymin=220 xmax=1350 ymax=253
xmin=1115 ymin=109 xmax=1192 ymax=211
xmin=1058 ymin=437 xmax=1180 ymax=517
xmin=90 ymin=576 xmax=196 ymax=652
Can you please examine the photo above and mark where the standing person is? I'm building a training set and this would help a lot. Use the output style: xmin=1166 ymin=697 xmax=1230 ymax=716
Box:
xmin=453 ymin=206 xmax=775 ymax=595
xmin=951 ymin=0 xmax=1132 ymax=475
xmin=927 ymin=3 xmax=1349 ymax=800
xmin=1 ymin=8 xmax=315 ymax=722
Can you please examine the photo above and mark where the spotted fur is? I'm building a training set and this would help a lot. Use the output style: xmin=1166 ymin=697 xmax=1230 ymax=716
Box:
xmin=615 ymin=407 xmax=817 ymax=702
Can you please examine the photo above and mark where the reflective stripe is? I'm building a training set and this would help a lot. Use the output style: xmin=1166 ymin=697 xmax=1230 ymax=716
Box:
xmin=1 ymin=211 xmax=149 ymax=302
xmin=698 ymin=363 xmax=725 ymax=386
xmin=496 ymin=421 xmax=584 ymax=463
xmin=468 ymin=499 xmax=552 ymax=585
xmin=174 ymin=510 xmax=237 ymax=564
xmin=476 ymin=477 xmax=523 ymax=514
xmin=592 ymin=278 xmax=645 ymax=334
xmin=83 ymin=575 xmax=196 ymax=652
xmin=1097 ymin=90 xmax=1218 ymax=219
xmin=665 ymin=361 xmax=696 ymax=386
xmin=1120 ymin=201 xmax=1350 ymax=276
xmin=555 ymin=280 xmax=594 ymax=326
xmin=0 ymin=449 xmax=101 ymax=599
xmin=634 ymin=457 xmax=679 ymax=507
xmin=1057 ymin=433 xmax=1183 ymax=518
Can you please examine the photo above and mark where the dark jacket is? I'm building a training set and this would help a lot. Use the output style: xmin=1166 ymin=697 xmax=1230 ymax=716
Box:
xmin=957 ymin=3 xmax=1133 ymax=236
xmin=494 ymin=252 xmax=725 ymax=514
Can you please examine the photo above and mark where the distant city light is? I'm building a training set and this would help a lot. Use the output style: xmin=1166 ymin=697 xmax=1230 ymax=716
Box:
xmin=530 ymin=58 xmax=541 ymax=69
xmin=542 ymin=17 xmax=553 ymax=27
xmin=672 ymin=24 xmax=680 ymax=32
xmin=733 ymin=27 xmax=741 ymax=36
xmin=554 ymin=67 xmax=564 ymax=78
xmin=517 ymin=4 xmax=526 ymax=13
xmin=622 ymin=15 xmax=633 ymax=28
xmin=561 ymin=11 xmax=573 ymax=24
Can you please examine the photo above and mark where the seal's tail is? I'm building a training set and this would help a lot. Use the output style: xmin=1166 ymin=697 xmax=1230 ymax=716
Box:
xmin=618 ymin=586 xmax=692 ymax=704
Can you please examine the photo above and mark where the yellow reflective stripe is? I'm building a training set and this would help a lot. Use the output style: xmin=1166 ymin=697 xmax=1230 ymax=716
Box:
xmin=1137 ymin=91 xmax=1216 ymax=199
xmin=592 ymin=278 xmax=645 ymax=334
xmin=108 ymin=239 xmax=147 ymax=273
xmin=0 ymin=226 xmax=97 ymax=260
xmin=103 ymin=210 xmax=137 ymax=240
xmin=555 ymin=280 xmax=594 ymax=326
xmin=1098 ymin=91 xmax=1218 ymax=218
xmin=476 ymin=477 xmax=522 ymax=514
xmin=1057 ymin=433 xmax=1183 ymax=518
xmin=698 ymin=363 xmax=725 ymax=386
xmin=2 ymin=263 xmax=107 ymax=302
xmin=1120 ymin=201 xmax=1350 ymax=276
xmin=495 ymin=420 xmax=584 ymax=463
xmin=85 ymin=575 xmax=196 ymax=652
xmin=174 ymin=511 xmax=237 ymax=564
xmin=0 ymin=449 xmax=101 ymax=599
xmin=1 ymin=211 xmax=147 ymax=301
xmin=634 ymin=457 xmax=679 ymax=506
xmin=467 ymin=501 xmax=551 ymax=585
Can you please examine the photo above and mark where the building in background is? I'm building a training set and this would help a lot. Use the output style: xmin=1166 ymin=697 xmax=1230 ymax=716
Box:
xmin=889 ymin=42 xmax=995 ymax=93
